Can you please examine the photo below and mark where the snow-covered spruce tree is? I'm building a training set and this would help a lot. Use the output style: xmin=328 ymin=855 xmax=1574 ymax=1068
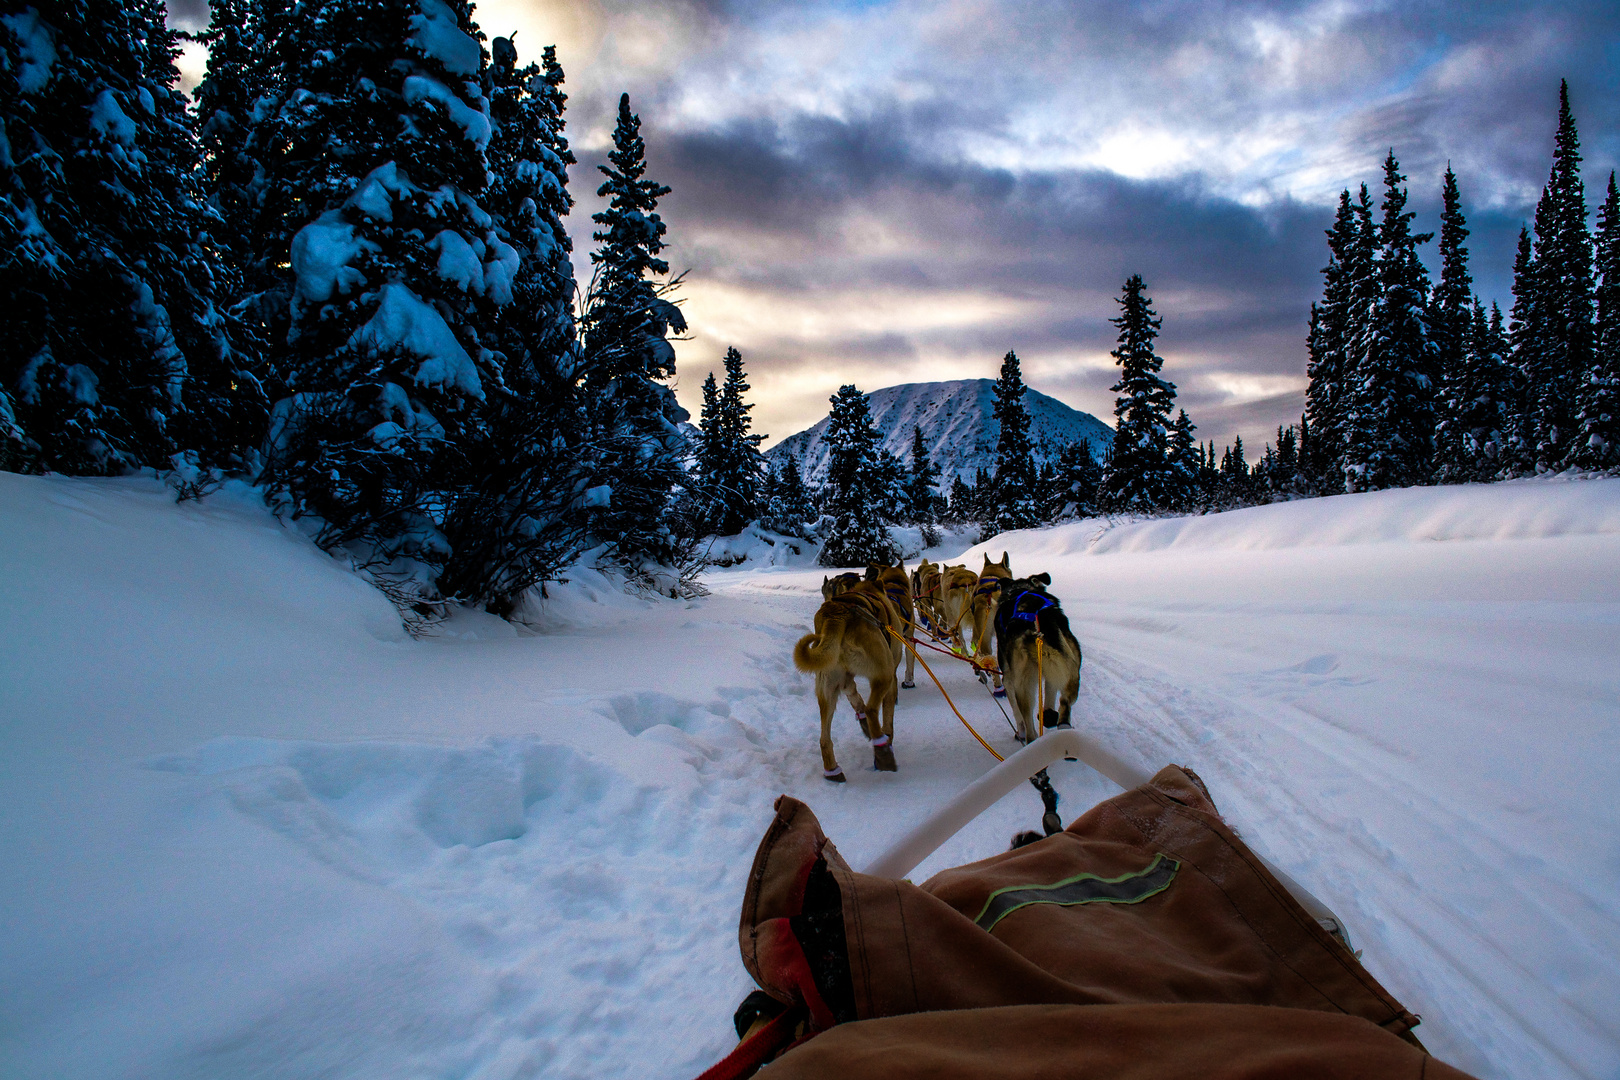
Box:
xmin=764 ymin=454 xmax=816 ymax=535
xmin=1101 ymin=275 xmax=1179 ymax=511
xmin=1428 ymin=164 xmax=1474 ymax=483
xmin=818 ymin=384 xmax=897 ymax=567
xmin=1342 ymin=152 xmax=1436 ymax=492
xmin=945 ymin=472 xmax=973 ymax=525
xmin=689 ymin=368 xmax=722 ymax=531
xmin=1505 ymin=226 xmax=1541 ymax=472
xmin=710 ymin=346 xmax=765 ymax=535
xmin=1305 ymin=191 xmax=1355 ymax=492
xmin=1448 ymin=301 xmax=1516 ymax=480
xmin=1514 ymin=82 xmax=1595 ymax=472
xmin=990 ymin=349 xmax=1040 ymax=531
xmin=437 ymin=35 xmax=587 ymax=612
xmin=1575 ymin=171 xmax=1619 ymax=470
xmin=578 ymin=93 xmax=690 ymax=569
xmin=906 ymin=424 xmax=941 ymax=523
xmin=255 ymin=0 xmax=513 ymax=601
xmin=1165 ymin=408 xmax=1199 ymax=508
xmin=1 ymin=0 xmax=259 ymax=476
xmin=1057 ymin=440 xmax=1102 ymax=518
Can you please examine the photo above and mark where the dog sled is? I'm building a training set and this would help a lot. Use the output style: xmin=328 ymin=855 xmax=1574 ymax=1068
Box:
xmin=692 ymin=728 xmax=1479 ymax=1080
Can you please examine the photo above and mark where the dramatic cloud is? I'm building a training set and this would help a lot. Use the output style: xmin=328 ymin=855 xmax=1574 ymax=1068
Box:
xmin=185 ymin=0 xmax=1620 ymax=449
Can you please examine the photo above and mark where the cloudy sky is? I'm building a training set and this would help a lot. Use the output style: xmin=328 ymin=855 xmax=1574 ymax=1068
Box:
xmin=174 ymin=0 xmax=1620 ymax=451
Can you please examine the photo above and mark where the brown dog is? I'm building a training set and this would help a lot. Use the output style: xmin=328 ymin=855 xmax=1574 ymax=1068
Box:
xmin=971 ymin=552 xmax=1013 ymax=693
xmin=821 ymin=571 xmax=862 ymax=600
xmin=793 ymin=581 xmax=904 ymax=780
xmin=865 ymin=561 xmax=917 ymax=689
xmin=939 ymin=563 xmax=980 ymax=656
xmin=993 ymin=573 xmax=1082 ymax=744
xmin=910 ymin=558 xmax=945 ymax=640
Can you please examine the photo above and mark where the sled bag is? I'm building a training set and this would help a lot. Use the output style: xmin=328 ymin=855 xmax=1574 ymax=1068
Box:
xmin=736 ymin=765 xmax=1479 ymax=1079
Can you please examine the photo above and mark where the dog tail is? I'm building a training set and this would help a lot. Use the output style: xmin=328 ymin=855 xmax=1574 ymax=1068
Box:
xmin=793 ymin=620 xmax=846 ymax=672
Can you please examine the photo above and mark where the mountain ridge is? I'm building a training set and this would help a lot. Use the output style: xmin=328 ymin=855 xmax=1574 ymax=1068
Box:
xmin=764 ymin=379 xmax=1112 ymax=488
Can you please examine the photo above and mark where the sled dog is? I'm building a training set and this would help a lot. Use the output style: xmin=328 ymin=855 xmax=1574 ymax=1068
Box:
xmin=910 ymin=558 xmax=945 ymax=639
xmin=864 ymin=560 xmax=917 ymax=688
xmin=971 ymin=552 xmax=1013 ymax=691
xmin=820 ymin=571 xmax=862 ymax=600
xmin=793 ymin=581 xmax=904 ymax=780
xmin=938 ymin=563 xmax=980 ymax=656
xmin=993 ymin=573 xmax=1082 ymax=744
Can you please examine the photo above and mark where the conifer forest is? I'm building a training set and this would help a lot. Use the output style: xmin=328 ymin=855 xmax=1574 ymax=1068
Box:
xmin=2 ymin=2 xmax=1617 ymax=604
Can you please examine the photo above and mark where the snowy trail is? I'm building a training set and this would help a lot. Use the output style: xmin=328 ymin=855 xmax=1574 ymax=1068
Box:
xmin=2 ymin=474 xmax=1618 ymax=1079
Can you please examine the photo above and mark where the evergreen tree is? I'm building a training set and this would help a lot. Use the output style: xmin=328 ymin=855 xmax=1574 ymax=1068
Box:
xmin=1577 ymin=172 xmax=1620 ymax=469
xmin=1101 ymin=275 xmax=1178 ymax=510
xmin=1342 ymin=152 xmax=1436 ymax=492
xmin=906 ymin=425 xmax=942 ymax=523
xmin=1057 ymin=440 xmax=1103 ymax=518
xmin=1436 ymin=300 xmax=1515 ymax=482
xmin=1305 ymin=190 xmax=1358 ymax=492
xmin=990 ymin=349 xmax=1039 ymax=531
xmin=765 ymin=454 xmax=816 ymax=534
xmin=256 ymin=0 xmax=510 ymax=594
xmin=578 ymin=92 xmax=690 ymax=565
xmin=1525 ymin=81 xmax=1595 ymax=471
xmin=2 ymin=0 xmax=259 ymax=475
xmin=703 ymin=346 xmax=765 ymax=535
xmin=1429 ymin=165 xmax=1474 ymax=439
xmin=438 ymin=35 xmax=586 ymax=611
xmin=946 ymin=472 xmax=974 ymax=525
xmin=195 ymin=0 xmax=269 ymax=275
xmin=1506 ymin=225 xmax=1540 ymax=471
xmin=1219 ymin=437 xmax=1255 ymax=504
xmin=1166 ymin=408 xmax=1199 ymax=509
xmin=818 ymin=385 xmax=896 ymax=567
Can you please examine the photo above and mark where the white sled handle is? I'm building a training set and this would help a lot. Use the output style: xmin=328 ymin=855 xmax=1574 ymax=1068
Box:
xmin=860 ymin=728 xmax=1353 ymax=949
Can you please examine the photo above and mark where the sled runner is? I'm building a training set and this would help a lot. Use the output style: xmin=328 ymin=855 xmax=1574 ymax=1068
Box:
xmin=694 ymin=730 xmax=1478 ymax=1080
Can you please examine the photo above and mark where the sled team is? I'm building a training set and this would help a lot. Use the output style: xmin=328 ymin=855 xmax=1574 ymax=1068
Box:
xmin=794 ymin=553 xmax=1082 ymax=781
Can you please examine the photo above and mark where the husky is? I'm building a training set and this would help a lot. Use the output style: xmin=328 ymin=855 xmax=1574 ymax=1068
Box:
xmin=938 ymin=563 xmax=980 ymax=656
xmin=910 ymin=558 xmax=945 ymax=640
xmin=793 ymin=581 xmax=904 ymax=780
xmin=864 ymin=560 xmax=917 ymax=688
xmin=971 ymin=552 xmax=1013 ymax=693
xmin=820 ymin=571 xmax=862 ymax=600
xmin=993 ymin=573 xmax=1082 ymax=745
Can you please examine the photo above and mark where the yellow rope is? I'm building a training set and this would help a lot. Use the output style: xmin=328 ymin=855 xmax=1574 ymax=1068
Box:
xmin=1036 ymin=635 xmax=1045 ymax=738
xmin=887 ymin=626 xmax=1004 ymax=762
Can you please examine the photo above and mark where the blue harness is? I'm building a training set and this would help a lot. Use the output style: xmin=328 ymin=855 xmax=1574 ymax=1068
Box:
xmin=998 ymin=589 xmax=1057 ymax=633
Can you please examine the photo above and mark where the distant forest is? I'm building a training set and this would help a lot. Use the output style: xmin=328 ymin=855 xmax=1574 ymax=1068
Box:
xmin=2 ymin=3 xmax=1615 ymax=605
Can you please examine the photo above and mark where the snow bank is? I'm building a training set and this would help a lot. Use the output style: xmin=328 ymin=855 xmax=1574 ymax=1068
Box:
xmin=967 ymin=477 xmax=1620 ymax=562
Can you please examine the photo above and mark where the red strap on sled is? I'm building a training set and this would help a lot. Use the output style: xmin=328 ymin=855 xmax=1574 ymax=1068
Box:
xmin=692 ymin=1004 xmax=809 ymax=1080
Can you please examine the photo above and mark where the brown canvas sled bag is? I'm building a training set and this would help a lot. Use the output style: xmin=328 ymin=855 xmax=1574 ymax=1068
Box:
xmin=699 ymin=765 xmax=1478 ymax=1079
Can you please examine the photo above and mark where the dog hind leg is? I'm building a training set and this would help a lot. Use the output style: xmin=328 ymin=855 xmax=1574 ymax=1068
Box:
xmin=817 ymin=673 xmax=845 ymax=781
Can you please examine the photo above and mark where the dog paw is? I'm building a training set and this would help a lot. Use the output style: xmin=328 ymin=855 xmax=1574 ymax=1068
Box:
xmin=901 ymin=680 xmax=915 ymax=689
xmin=872 ymin=746 xmax=897 ymax=772
xmin=992 ymin=687 xmax=1007 ymax=699
xmin=823 ymin=767 xmax=846 ymax=783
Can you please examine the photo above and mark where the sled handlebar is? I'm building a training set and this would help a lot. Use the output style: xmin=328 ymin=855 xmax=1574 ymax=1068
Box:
xmin=860 ymin=728 xmax=1354 ymax=951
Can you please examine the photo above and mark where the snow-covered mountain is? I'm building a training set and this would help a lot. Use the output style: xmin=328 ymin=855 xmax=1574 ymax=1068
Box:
xmin=765 ymin=379 xmax=1112 ymax=488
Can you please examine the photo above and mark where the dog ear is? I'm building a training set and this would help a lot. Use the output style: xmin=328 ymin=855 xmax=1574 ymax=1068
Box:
xmin=999 ymin=552 xmax=1010 ymax=568
xmin=1033 ymin=572 xmax=1051 ymax=586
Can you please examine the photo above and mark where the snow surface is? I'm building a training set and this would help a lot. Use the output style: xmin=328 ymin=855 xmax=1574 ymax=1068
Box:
xmin=2 ymin=473 xmax=1618 ymax=1079
xmin=766 ymin=378 xmax=1113 ymax=487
